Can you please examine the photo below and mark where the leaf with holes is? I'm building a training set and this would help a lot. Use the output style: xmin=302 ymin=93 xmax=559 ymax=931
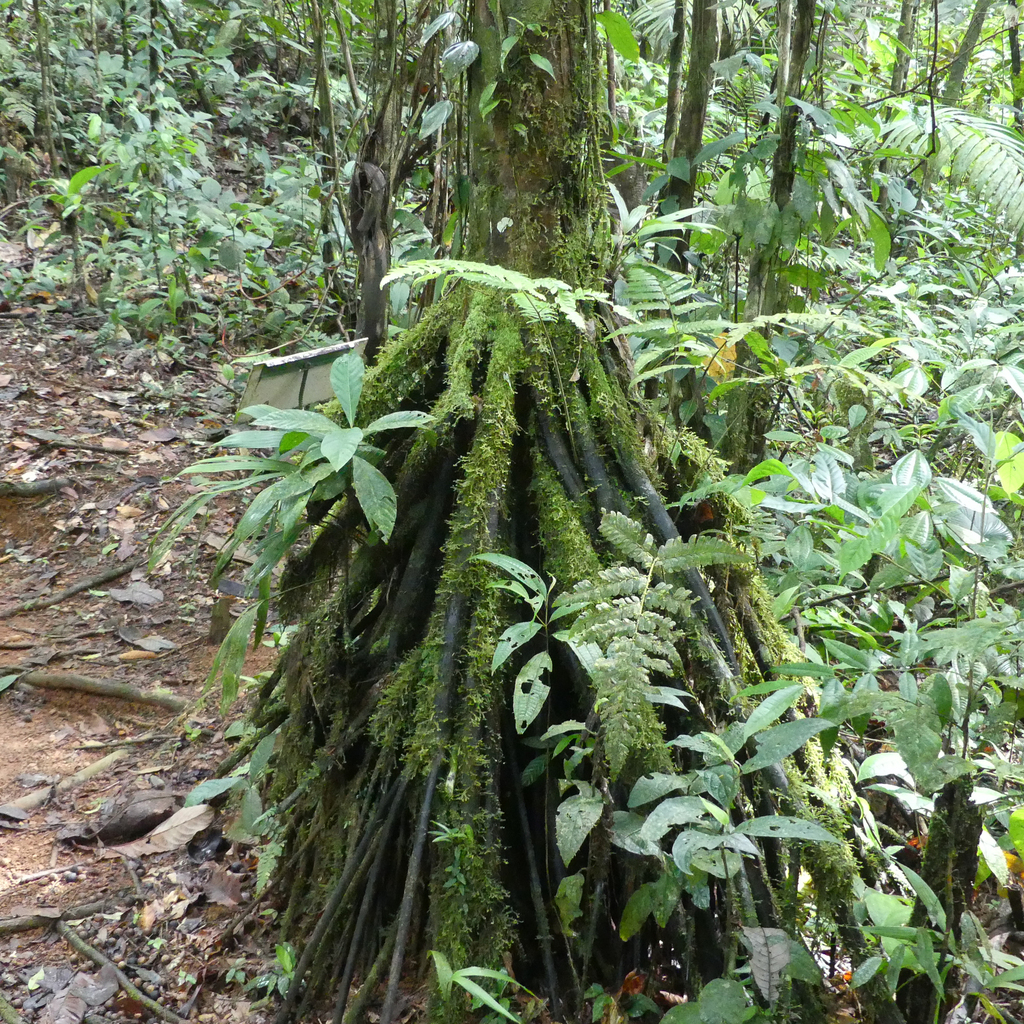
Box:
xmin=556 ymin=788 xmax=603 ymax=865
xmin=513 ymin=652 xmax=551 ymax=732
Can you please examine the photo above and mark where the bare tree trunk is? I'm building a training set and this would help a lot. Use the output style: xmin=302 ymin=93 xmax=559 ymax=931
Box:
xmin=1010 ymin=0 xmax=1023 ymax=128
xmin=665 ymin=0 xmax=718 ymax=270
xmin=720 ymin=0 xmax=815 ymax=470
xmin=662 ymin=0 xmax=687 ymax=163
xmin=940 ymin=0 xmax=993 ymax=105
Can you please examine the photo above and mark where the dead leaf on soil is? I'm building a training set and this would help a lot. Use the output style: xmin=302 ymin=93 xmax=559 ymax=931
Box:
xmin=42 ymin=964 xmax=120 ymax=1024
xmin=7 ymin=905 xmax=61 ymax=919
xmin=101 ymin=803 xmax=214 ymax=858
xmin=138 ymin=427 xmax=180 ymax=443
xmin=108 ymin=582 xmax=163 ymax=606
xmin=117 ymin=650 xmax=158 ymax=662
xmin=204 ymin=864 xmax=243 ymax=906
xmin=77 ymin=713 xmax=110 ymax=737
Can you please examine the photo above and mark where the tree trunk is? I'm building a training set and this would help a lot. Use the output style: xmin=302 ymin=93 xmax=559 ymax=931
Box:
xmin=664 ymin=0 xmax=719 ymax=270
xmin=940 ymin=0 xmax=993 ymax=106
xmin=720 ymin=0 xmax=815 ymax=472
xmin=256 ymin=1 xmax=886 ymax=1021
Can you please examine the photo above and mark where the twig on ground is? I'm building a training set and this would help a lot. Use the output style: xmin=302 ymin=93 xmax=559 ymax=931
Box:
xmin=0 ymin=554 xmax=146 ymax=620
xmin=14 ymin=671 xmax=184 ymax=712
xmin=7 ymin=863 xmax=87 ymax=887
xmin=57 ymin=920 xmax=187 ymax=1024
xmin=11 ymin=749 xmax=129 ymax=811
xmin=117 ymin=854 xmax=146 ymax=899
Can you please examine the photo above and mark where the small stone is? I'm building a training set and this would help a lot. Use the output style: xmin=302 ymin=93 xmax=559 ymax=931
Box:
xmin=21 ymin=714 xmax=32 ymax=723
xmin=63 ymin=871 xmax=78 ymax=882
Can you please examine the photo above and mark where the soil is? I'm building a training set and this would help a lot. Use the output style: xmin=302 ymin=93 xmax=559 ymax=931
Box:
xmin=0 ymin=309 xmax=286 ymax=1023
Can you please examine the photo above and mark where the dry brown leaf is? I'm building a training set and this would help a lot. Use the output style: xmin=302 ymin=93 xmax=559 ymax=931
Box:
xmin=116 ymin=505 xmax=145 ymax=518
xmin=117 ymin=650 xmax=159 ymax=662
xmin=204 ymin=864 xmax=243 ymax=906
xmin=138 ymin=899 xmax=162 ymax=933
xmin=102 ymin=803 xmax=214 ymax=858
xmin=101 ymin=438 xmax=131 ymax=451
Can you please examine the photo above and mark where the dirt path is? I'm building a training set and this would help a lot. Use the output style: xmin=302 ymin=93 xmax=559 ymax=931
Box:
xmin=0 ymin=312 xmax=282 ymax=1023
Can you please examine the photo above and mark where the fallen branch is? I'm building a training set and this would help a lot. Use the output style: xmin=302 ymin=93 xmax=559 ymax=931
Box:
xmin=0 ymin=992 xmax=26 ymax=1024
xmin=0 ymin=555 xmax=146 ymax=620
xmin=0 ymin=899 xmax=117 ymax=935
xmin=14 ymin=671 xmax=184 ymax=712
xmin=0 ymin=478 xmax=72 ymax=497
xmin=11 ymin=750 xmax=129 ymax=811
xmin=57 ymin=920 xmax=187 ymax=1024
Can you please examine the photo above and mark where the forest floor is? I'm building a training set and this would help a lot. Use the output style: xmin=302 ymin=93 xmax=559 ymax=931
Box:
xmin=0 ymin=305 xmax=288 ymax=1024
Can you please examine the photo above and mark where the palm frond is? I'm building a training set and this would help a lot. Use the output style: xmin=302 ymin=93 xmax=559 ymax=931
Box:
xmin=883 ymin=105 xmax=1024 ymax=233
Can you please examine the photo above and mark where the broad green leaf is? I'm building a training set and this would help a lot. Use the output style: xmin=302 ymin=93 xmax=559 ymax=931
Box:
xmin=628 ymin=772 xmax=687 ymax=808
xmin=1010 ymin=808 xmax=1024 ymax=860
xmin=595 ymin=10 xmax=639 ymax=61
xmin=421 ymin=10 xmax=457 ymax=44
xmin=979 ymin=828 xmax=1009 ymax=887
xmin=742 ymin=719 xmax=832 ymax=773
xmin=429 ymin=950 xmax=453 ymax=998
xmin=492 ymin=620 xmax=542 ymax=672
xmin=351 ymin=456 xmax=397 ymax=540
xmin=530 ymin=53 xmax=555 ymax=79
xmin=216 ymin=430 xmax=290 ymax=450
xmin=474 ymin=553 xmax=547 ymax=600
xmin=915 ymin=928 xmax=943 ymax=995
xmin=330 ymin=351 xmax=364 ymax=426
xmin=513 ymin=652 xmax=551 ymax=732
xmin=184 ymin=776 xmax=243 ymax=806
xmin=619 ymin=885 xmax=652 ymax=940
xmin=67 ymin=164 xmax=112 ymax=196
xmin=555 ymin=873 xmax=584 ymax=935
xmin=241 ymin=405 xmax=338 ymax=434
xmin=996 ymin=431 xmax=1024 ymax=495
xmin=320 ymin=427 xmax=362 ymax=470
xmin=448 ymin=976 xmax=518 ymax=1023
xmin=208 ymin=601 xmax=261 ymax=711
xmin=697 ymin=977 xmax=748 ymax=1024
xmin=851 ymin=956 xmax=884 ymax=988
xmin=440 ymin=39 xmax=480 ymax=78
xmin=891 ymin=450 xmax=932 ymax=488
xmin=735 ymin=815 xmax=840 ymax=843
xmin=662 ymin=1005 xmax=700 ymax=1023
xmin=639 ymin=796 xmax=712 ymax=845
xmin=857 ymin=752 xmax=914 ymax=787
xmin=363 ymin=410 xmax=435 ymax=434
xmin=742 ymin=685 xmax=804 ymax=742
xmin=420 ymin=99 xmax=453 ymax=138
xmin=868 ymin=212 xmax=891 ymax=272
xmin=556 ymin=790 xmax=603 ymax=865
xmin=899 ymin=864 xmax=947 ymax=931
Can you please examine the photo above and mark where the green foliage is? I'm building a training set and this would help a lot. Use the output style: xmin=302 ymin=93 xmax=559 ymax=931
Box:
xmin=154 ymin=350 xmax=432 ymax=709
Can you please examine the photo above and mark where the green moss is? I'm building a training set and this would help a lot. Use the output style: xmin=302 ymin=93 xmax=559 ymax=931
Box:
xmin=530 ymin=448 xmax=601 ymax=584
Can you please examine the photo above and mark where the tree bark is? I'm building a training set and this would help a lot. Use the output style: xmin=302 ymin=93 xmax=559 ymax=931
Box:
xmin=720 ymin=0 xmax=815 ymax=471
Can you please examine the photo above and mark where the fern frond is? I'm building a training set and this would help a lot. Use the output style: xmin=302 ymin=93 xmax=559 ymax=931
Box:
xmin=625 ymin=264 xmax=707 ymax=311
xmin=383 ymin=259 xmax=545 ymax=297
xmin=599 ymin=511 xmax=659 ymax=567
xmin=659 ymin=535 xmax=751 ymax=572
xmin=883 ymin=105 xmax=1024 ymax=233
